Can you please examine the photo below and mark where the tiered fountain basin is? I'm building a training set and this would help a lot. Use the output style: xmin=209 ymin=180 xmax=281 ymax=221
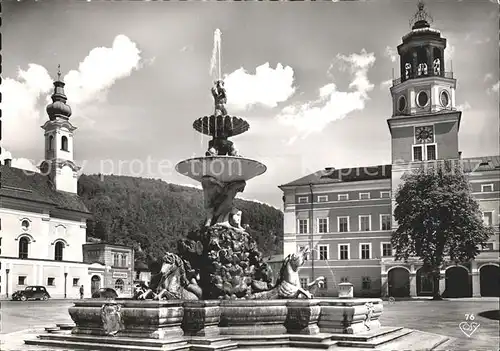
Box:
xmin=176 ymin=156 xmax=267 ymax=183
xmin=24 ymin=297 xmax=450 ymax=351
xmin=193 ymin=115 xmax=250 ymax=137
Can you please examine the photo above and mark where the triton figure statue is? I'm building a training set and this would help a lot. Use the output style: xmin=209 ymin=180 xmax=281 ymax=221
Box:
xmin=211 ymin=80 xmax=228 ymax=116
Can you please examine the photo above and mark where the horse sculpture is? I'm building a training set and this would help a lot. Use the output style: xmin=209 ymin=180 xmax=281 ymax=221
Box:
xmin=133 ymin=253 xmax=201 ymax=300
xmin=247 ymin=246 xmax=325 ymax=299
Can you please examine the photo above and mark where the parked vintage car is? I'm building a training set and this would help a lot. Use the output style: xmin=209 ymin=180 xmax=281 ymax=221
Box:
xmin=12 ymin=286 xmax=51 ymax=301
xmin=91 ymin=288 xmax=118 ymax=299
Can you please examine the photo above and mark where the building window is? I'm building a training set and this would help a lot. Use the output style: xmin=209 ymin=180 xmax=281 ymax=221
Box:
xmin=121 ymin=254 xmax=127 ymax=267
xmin=481 ymin=184 xmax=494 ymax=192
xmin=359 ymin=215 xmax=371 ymax=231
xmin=481 ymin=243 xmax=494 ymax=251
xmin=47 ymin=277 xmax=55 ymax=286
xmin=380 ymin=214 xmax=391 ymax=231
xmin=360 ymin=243 xmax=371 ymax=259
xmin=318 ymin=245 xmax=329 ymax=260
xmin=318 ymin=218 xmax=329 ymax=233
xmin=482 ymin=212 xmax=493 ymax=226
xmin=380 ymin=191 xmax=390 ymax=199
xmin=359 ymin=193 xmax=370 ymax=200
xmin=381 ymin=243 xmax=392 ymax=257
xmin=299 ymin=278 xmax=308 ymax=289
xmin=21 ymin=219 xmax=30 ymax=231
xmin=362 ymin=277 xmax=371 ymax=290
xmin=427 ymin=144 xmax=437 ymax=160
xmin=115 ymin=279 xmax=124 ymax=292
xmin=298 ymin=219 xmax=309 ymax=234
xmin=18 ymin=276 xmax=27 ymax=286
xmin=18 ymin=237 xmax=29 ymax=259
xmin=54 ymin=241 xmax=64 ymax=261
xmin=317 ymin=195 xmax=328 ymax=202
xmin=73 ymin=278 xmax=80 ymax=286
xmin=113 ymin=254 xmax=120 ymax=267
xmin=338 ymin=194 xmax=348 ymax=201
xmin=340 ymin=276 xmax=349 ymax=283
xmin=413 ymin=145 xmax=423 ymax=161
xmin=338 ymin=244 xmax=350 ymax=260
xmin=298 ymin=196 xmax=308 ymax=204
xmin=338 ymin=217 xmax=349 ymax=232
xmin=61 ymin=136 xmax=69 ymax=151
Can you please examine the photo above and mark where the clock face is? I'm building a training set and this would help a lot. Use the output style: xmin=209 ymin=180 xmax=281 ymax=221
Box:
xmin=440 ymin=90 xmax=449 ymax=107
xmin=415 ymin=126 xmax=434 ymax=143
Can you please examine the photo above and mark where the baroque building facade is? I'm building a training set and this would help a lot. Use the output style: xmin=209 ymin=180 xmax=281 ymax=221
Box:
xmin=0 ymin=70 xmax=135 ymax=298
xmin=279 ymin=5 xmax=499 ymax=298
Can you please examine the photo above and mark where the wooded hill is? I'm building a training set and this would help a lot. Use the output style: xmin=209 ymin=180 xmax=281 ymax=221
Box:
xmin=77 ymin=174 xmax=284 ymax=266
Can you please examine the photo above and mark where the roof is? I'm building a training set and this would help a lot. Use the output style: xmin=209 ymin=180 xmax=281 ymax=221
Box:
xmin=83 ymin=242 xmax=132 ymax=248
xmin=279 ymin=155 xmax=500 ymax=189
xmin=461 ymin=155 xmax=500 ymax=173
xmin=279 ymin=164 xmax=392 ymax=188
xmin=0 ymin=165 xmax=90 ymax=214
xmin=134 ymin=261 xmax=149 ymax=271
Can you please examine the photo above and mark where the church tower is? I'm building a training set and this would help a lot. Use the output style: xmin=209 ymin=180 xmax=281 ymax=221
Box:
xmin=40 ymin=65 xmax=80 ymax=193
xmin=388 ymin=1 xmax=462 ymax=227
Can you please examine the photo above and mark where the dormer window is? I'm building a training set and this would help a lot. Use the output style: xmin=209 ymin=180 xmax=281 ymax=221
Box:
xmin=61 ymin=136 xmax=69 ymax=151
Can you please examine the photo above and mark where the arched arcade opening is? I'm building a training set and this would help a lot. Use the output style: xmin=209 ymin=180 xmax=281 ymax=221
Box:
xmin=388 ymin=267 xmax=410 ymax=297
xmin=480 ymin=265 xmax=500 ymax=297
xmin=445 ymin=266 xmax=471 ymax=298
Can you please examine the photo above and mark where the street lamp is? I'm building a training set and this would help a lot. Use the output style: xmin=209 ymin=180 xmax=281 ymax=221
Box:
xmin=6 ymin=268 xmax=10 ymax=298
xmin=64 ymin=272 xmax=68 ymax=298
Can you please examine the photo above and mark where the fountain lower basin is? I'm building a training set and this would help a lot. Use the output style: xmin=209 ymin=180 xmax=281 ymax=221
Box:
xmin=26 ymin=298 xmax=451 ymax=350
xmin=175 ymin=156 xmax=267 ymax=183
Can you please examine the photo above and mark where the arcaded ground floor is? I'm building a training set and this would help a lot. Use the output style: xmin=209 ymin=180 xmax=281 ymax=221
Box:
xmin=297 ymin=258 xmax=500 ymax=298
xmin=1 ymin=298 xmax=498 ymax=351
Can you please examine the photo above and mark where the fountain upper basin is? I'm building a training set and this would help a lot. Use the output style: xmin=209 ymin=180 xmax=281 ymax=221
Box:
xmin=176 ymin=156 xmax=267 ymax=183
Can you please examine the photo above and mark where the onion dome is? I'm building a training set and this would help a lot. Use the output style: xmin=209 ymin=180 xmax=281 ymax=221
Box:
xmin=46 ymin=65 xmax=72 ymax=121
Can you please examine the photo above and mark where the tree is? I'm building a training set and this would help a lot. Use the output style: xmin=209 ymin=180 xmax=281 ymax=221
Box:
xmin=391 ymin=160 xmax=493 ymax=300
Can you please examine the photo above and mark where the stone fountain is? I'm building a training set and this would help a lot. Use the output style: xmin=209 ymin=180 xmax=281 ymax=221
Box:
xmin=25 ymin=82 xmax=451 ymax=351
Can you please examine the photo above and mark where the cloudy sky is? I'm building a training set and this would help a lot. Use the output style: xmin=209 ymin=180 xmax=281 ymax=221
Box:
xmin=2 ymin=0 xmax=498 ymax=208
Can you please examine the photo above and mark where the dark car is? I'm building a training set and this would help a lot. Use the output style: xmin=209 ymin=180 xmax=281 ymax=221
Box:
xmin=12 ymin=286 xmax=51 ymax=301
xmin=91 ymin=288 xmax=118 ymax=299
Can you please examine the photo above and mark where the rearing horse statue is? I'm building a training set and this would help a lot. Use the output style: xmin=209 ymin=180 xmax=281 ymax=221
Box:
xmin=247 ymin=246 xmax=325 ymax=299
xmin=133 ymin=253 xmax=202 ymax=300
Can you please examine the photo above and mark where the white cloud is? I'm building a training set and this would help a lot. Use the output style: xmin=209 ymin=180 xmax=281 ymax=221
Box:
xmin=384 ymin=46 xmax=397 ymax=63
xmin=484 ymin=73 xmax=494 ymax=82
xmin=0 ymin=147 xmax=39 ymax=172
xmin=276 ymin=49 xmax=376 ymax=140
xmin=488 ymin=81 xmax=500 ymax=95
xmin=379 ymin=79 xmax=393 ymax=90
xmin=457 ymin=101 xmax=471 ymax=111
xmin=1 ymin=35 xmax=142 ymax=153
xmin=63 ymin=35 xmax=141 ymax=106
xmin=223 ymin=62 xmax=296 ymax=111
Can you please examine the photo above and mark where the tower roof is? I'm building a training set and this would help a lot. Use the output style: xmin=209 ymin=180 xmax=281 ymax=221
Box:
xmin=46 ymin=64 xmax=72 ymax=121
xmin=409 ymin=0 xmax=433 ymax=30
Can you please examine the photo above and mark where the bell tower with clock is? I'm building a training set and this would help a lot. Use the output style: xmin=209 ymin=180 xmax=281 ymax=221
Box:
xmin=387 ymin=1 xmax=461 ymax=164
xmin=387 ymin=1 xmax=462 ymax=227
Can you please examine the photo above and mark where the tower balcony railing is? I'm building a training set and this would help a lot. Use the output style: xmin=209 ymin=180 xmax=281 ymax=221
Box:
xmin=392 ymin=71 xmax=454 ymax=87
